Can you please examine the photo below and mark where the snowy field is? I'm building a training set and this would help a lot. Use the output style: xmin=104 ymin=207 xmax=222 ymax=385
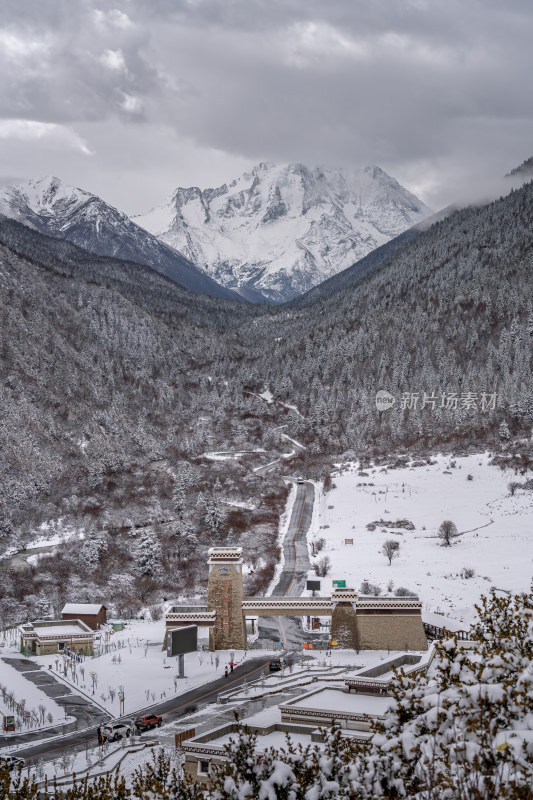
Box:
xmin=311 ymin=453 xmax=533 ymax=626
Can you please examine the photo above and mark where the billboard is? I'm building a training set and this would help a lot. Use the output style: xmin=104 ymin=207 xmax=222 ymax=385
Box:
xmin=167 ymin=625 xmax=198 ymax=658
xmin=306 ymin=580 xmax=321 ymax=591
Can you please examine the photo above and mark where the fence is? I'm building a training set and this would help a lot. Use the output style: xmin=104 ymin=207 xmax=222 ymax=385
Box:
xmin=423 ymin=622 xmax=472 ymax=641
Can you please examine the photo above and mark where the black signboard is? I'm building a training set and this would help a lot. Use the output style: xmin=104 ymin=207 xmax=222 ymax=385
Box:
xmin=167 ymin=625 xmax=198 ymax=657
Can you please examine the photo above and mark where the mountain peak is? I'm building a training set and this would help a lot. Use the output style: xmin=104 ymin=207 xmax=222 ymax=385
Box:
xmin=0 ymin=175 xmax=95 ymax=220
xmin=135 ymin=161 xmax=432 ymax=302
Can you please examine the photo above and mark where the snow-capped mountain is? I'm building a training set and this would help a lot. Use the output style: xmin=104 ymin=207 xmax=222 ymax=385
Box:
xmin=0 ymin=176 xmax=238 ymax=300
xmin=134 ymin=162 xmax=432 ymax=303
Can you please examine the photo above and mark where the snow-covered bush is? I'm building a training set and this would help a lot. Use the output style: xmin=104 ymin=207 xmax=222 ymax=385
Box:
xmin=368 ymin=584 xmax=533 ymax=799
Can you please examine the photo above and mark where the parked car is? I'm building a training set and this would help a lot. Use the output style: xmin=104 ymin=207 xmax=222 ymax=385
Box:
xmin=102 ymin=721 xmax=131 ymax=741
xmin=268 ymin=659 xmax=284 ymax=671
xmin=0 ymin=755 xmax=25 ymax=771
xmin=134 ymin=713 xmax=162 ymax=732
xmin=297 ymin=477 xmax=304 ymax=484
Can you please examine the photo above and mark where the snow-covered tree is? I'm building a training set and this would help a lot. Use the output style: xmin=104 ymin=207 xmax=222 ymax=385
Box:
xmin=173 ymin=520 xmax=197 ymax=565
xmin=133 ymin=529 xmax=163 ymax=580
xmin=204 ymin=496 xmax=225 ymax=536
xmin=172 ymin=478 xmax=187 ymax=523
xmin=367 ymin=585 xmax=533 ymax=799
xmin=80 ymin=528 xmax=108 ymax=572
xmin=206 ymin=586 xmax=533 ymax=800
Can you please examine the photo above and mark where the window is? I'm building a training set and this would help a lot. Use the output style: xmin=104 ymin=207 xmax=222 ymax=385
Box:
xmin=58 ymin=642 xmax=65 ymax=651
xmin=198 ymin=759 xmax=210 ymax=776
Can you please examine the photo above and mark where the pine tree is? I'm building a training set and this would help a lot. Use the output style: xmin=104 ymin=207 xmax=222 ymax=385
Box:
xmin=80 ymin=528 xmax=108 ymax=572
xmin=172 ymin=478 xmax=186 ymax=523
xmin=173 ymin=520 xmax=195 ymax=565
xmin=204 ymin=496 xmax=225 ymax=536
xmin=133 ymin=529 xmax=163 ymax=580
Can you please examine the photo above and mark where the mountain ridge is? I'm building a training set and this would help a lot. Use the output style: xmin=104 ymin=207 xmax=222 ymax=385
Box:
xmin=134 ymin=161 xmax=432 ymax=303
xmin=0 ymin=176 xmax=240 ymax=301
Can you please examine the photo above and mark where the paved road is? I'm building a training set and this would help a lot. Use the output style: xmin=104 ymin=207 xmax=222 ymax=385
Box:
xmin=258 ymin=481 xmax=314 ymax=649
xmin=11 ymin=655 xmax=271 ymax=766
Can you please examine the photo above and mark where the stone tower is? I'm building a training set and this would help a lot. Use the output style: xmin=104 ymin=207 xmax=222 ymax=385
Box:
xmin=330 ymin=588 xmax=359 ymax=649
xmin=206 ymin=547 xmax=246 ymax=651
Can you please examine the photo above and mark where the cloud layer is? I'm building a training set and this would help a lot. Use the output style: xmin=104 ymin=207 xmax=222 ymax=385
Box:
xmin=1 ymin=0 xmax=531 ymax=213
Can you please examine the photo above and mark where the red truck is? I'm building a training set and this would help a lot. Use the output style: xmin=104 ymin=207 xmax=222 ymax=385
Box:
xmin=134 ymin=713 xmax=163 ymax=732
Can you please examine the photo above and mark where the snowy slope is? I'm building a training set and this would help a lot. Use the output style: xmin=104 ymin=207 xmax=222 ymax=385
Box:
xmin=0 ymin=177 xmax=238 ymax=300
xmin=134 ymin=162 xmax=432 ymax=302
xmin=313 ymin=454 xmax=533 ymax=626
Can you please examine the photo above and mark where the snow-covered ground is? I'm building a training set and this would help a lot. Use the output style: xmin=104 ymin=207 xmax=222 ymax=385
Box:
xmin=203 ymin=449 xmax=265 ymax=461
xmin=311 ymin=454 xmax=533 ymax=625
xmin=19 ymin=738 xmax=151 ymax=788
xmin=26 ymin=620 xmax=265 ymax=716
xmin=27 ymin=520 xmax=85 ymax=549
xmin=0 ymin=657 xmax=73 ymax=733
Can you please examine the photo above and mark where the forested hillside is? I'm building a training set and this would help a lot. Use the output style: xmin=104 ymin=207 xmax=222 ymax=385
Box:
xmin=0 ymin=219 xmax=283 ymax=621
xmin=0 ymin=182 xmax=531 ymax=622
xmin=243 ymin=183 xmax=533 ymax=453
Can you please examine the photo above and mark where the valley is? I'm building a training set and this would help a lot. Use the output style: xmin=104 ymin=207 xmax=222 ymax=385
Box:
xmin=1 ymin=0 xmax=532 ymax=793
xmin=0 ymin=163 xmax=532 ymax=800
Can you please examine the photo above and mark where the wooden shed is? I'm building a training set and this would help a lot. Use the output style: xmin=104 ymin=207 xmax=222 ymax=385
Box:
xmin=61 ymin=603 xmax=107 ymax=630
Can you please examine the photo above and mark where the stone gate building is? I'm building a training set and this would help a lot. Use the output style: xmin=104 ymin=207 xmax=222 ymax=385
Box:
xmin=165 ymin=547 xmax=427 ymax=652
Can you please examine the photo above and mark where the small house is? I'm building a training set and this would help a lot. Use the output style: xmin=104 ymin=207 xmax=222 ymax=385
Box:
xmin=19 ymin=619 xmax=95 ymax=656
xmin=61 ymin=603 xmax=107 ymax=630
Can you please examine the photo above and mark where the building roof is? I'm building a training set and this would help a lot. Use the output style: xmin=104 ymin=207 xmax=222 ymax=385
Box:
xmin=61 ymin=603 xmax=105 ymax=615
xmin=20 ymin=618 xmax=94 ymax=638
xmin=285 ymin=687 xmax=393 ymax=716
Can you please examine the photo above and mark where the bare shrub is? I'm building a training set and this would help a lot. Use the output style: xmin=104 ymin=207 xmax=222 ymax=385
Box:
xmin=314 ymin=555 xmax=331 ymax=577
xmin=460 ymin=567 xmax=475 ymax=579
xmin=395 ymin=586 xmax=417 ymax=597
xmin=149 ymin=603 xmax=163 ymax=622
xmin=311 ymin=537 xmax=326 ymax=556
xmin=360 ymin=580 xmax=381 ymax=595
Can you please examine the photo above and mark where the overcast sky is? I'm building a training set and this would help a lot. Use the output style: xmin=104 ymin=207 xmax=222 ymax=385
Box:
xmin=1 ymin=0 xmax=531 ymax=214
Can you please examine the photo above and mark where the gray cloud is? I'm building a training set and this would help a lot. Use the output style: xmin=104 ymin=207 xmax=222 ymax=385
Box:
xmin=0 ymin=0 xmax=531 ymax=212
